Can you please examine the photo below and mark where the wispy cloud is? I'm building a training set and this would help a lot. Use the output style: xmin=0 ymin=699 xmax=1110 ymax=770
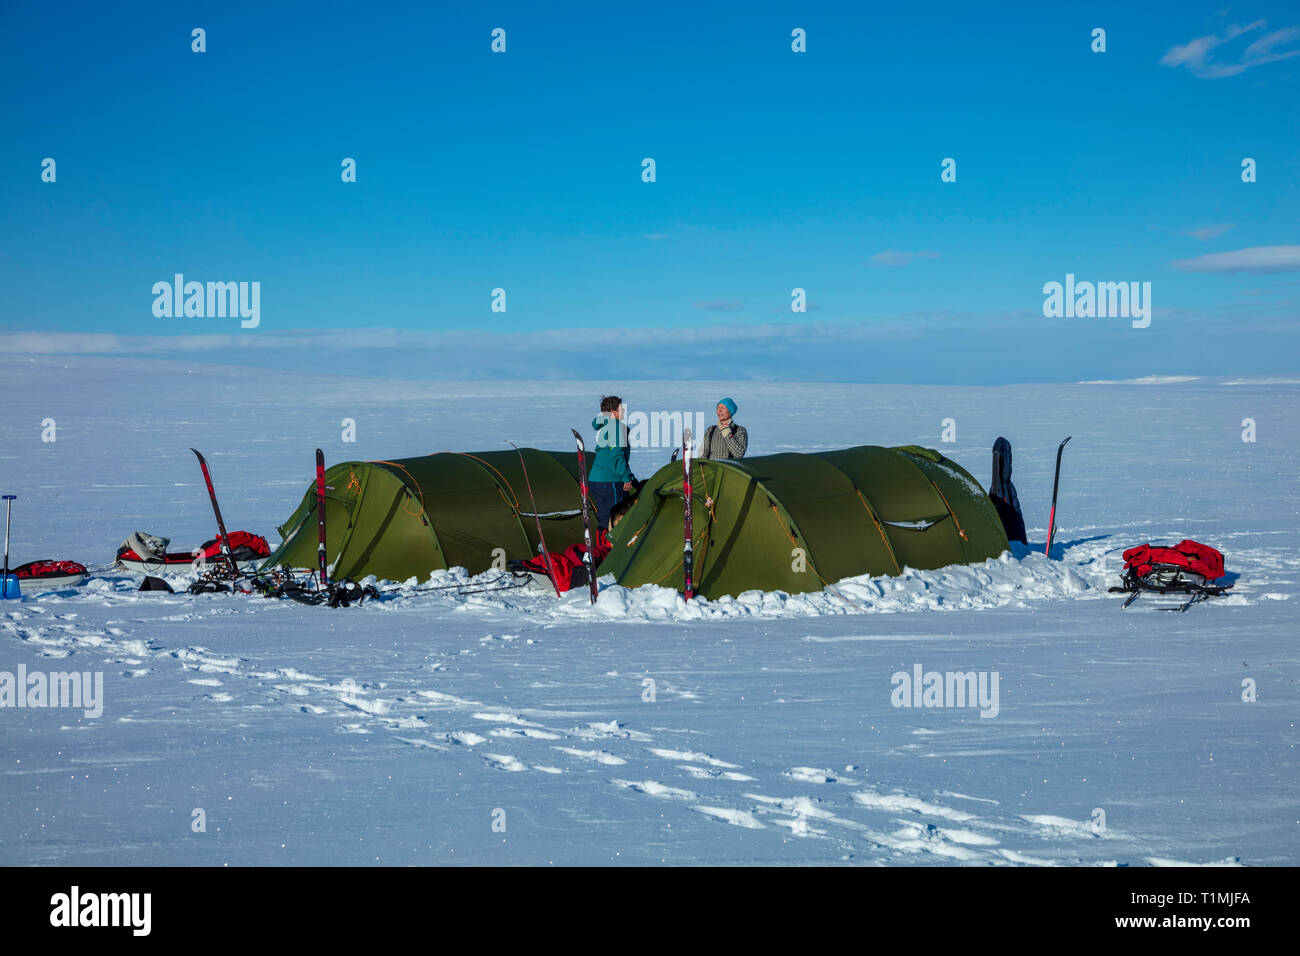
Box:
xmin=641 ymin=233 xmax=669 ymax=240
xmin=2 ymin=305 xmax=1282 ymax=384
xmin=869 ymin=249 xmax=940 ymax=267
xmin=0 ymin=312 xmax=1032 ymax=360
xmin=1182 ymin=223 xmax=1235 ymax=241
xmin=1160 ymin=20 xmax=1300 ymax=78
xmin=1171 ymin=245 xmax=1300 ymax=274
xmin=694 ymin=298 xmax=744 ymax=312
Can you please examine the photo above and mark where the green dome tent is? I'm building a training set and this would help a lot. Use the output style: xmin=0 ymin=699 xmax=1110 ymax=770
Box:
xmin=597 ymin=445 xmax=1008 ymax=600
xmin=263 ymin=449 xmax=592 ymax=583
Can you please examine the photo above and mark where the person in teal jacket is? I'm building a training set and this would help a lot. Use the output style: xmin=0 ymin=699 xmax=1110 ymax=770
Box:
xmin=590 ymin=395 xmax=635 ymax=529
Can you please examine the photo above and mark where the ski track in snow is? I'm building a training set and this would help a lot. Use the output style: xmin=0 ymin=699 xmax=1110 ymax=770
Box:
xmin=3 ymin=548 xmax=1273 ymax=866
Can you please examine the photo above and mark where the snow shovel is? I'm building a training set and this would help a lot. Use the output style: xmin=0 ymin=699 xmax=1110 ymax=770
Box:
xmin=2 ymin=495 xmax=20 ymax=600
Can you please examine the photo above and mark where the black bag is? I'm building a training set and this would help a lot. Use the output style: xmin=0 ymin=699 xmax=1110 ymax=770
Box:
xmin=989 ymin=437 xmax=1027 ymax=544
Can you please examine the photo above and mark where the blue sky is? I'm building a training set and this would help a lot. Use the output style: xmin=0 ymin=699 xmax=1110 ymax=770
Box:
xmin=1 ymin=0 xmax=1297 ymax=383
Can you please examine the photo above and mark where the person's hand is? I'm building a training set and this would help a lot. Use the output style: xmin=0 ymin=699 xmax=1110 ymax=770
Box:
xmin=622 ymin=482 xmax=633 ymax=492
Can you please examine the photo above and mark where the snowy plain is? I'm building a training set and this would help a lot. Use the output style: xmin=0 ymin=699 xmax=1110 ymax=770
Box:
xmin=0 ymin=354 xmax=1296 ymax=866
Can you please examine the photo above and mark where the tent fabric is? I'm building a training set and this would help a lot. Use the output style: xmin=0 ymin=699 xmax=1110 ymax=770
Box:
xmin=597 ymin=445 xmax=1009 ymax=599
xmin=262 ymin=449 xmax=592 ymax=583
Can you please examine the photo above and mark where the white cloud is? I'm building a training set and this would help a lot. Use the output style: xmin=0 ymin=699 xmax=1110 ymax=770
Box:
xmin=1171 ymin=245 xmax=1300 ymax=274
xmin=869 ymin=249 xmax=940 ymax=267
xmin=0 ymin=313 xmax=1012 ymax=361
xmin=1182 ymin=223 xmax=1235 ymax=241
xmin=1161 ymin=20 xmax=1299 ymax=78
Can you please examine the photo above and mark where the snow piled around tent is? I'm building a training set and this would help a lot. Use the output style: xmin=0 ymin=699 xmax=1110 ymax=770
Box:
xmin=374 ymin=546 xmax=1093 ymax=621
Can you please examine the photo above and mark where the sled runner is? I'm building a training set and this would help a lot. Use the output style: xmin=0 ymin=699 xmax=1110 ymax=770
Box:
xmin=1109 ymin=540 xmax=1232 ymax=611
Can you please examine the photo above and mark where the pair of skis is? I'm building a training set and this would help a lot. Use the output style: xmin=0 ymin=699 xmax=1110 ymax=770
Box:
xmin=192 ymin=447 xmax=333 ymax=597
xmin=567 ymin=432 xmax=600 ymax=605
xmin=1114 ymin=583 xmax=1230 ymax=612
xmin=533 ymin=426 xmax=696 ymax=606
xmin=515 ymin=434 xmax=602 ymax=604
xmin=569 ymin=426 xmax=696 ymax=603
xmin=1111 ymin=574 xmax=1232 ymax=612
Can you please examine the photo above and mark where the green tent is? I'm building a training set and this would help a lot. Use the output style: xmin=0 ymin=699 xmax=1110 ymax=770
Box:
xmin=597 ymin=445 xmax=1008 ymax=599
xmin=263 ymin=449 xmax=592 ymax=582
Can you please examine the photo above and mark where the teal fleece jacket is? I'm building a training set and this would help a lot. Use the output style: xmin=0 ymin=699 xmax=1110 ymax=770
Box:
xmin=589 ymin=414 xmax=634 ymax=484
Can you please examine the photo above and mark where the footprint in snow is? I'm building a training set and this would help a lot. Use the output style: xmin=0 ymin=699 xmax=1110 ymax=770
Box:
xmin=851 ymin=790 xmax=979 ymax=824
xmin=472 ymin=711 xmax=544 ymax=727
xmin=784 ymin=767 xmax=856 ymax=785
xmin=338 ymin=693 xmax=390 ymax=716
xmin=572 ymin=720 xmax=652 ymax=742
xmin=554 ymin=747 xmax=626 ymax=766
xmin=677 ymin=765 xmax=756 ymax=782
xmin=1020 ymin=814 xmax=1107 ymax=839
xmin=489 ymin=727 xmax=562 ymax=740
xmin=483 ymin=753 xmax=527 ymax=772
xmin=886 ymin=822 xmax=985 ymax=861
xmin=648 ymin=747 xmax=740 ymax=769
xmin=693 ymin=806 xmax=765 ymax=829
xmin=610 ymin=779 xmax=697 ymax=800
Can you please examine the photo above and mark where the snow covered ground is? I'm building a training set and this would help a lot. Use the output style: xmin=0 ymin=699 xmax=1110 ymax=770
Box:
xmin=0 ymin=355 xmax=1296 ymax=865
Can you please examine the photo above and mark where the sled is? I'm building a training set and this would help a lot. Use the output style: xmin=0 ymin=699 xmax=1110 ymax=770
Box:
xmin=115 ymin=531 xmax=270 ymax=575
xmin=12 ymin=560 xmax=88 ymax=590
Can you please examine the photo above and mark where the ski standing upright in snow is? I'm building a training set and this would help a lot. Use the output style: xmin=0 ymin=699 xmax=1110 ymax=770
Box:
xmin=570 ymin=429 xmax=599 ymax=605
xmin=1044 ymin=436 xmax=1071 ymax=558
xmin=506 ymin=441 xmax=562 ymax=598
xmin=315 ymin=449 xmax=329 ymax=588
xmin=190 ymin=449 xmax=242 ymax=579
xmin=682 ymin=428 xmax=694 ymax=601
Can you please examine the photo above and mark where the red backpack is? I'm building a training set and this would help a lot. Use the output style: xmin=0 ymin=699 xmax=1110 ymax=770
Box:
xmin=1121 ymin=540 xmax=1225 ymax=586
xmin=198 ymin=532 xmax=271 ymax=561
xmin=1112 ymin=539 xmax=1232 ymax=609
